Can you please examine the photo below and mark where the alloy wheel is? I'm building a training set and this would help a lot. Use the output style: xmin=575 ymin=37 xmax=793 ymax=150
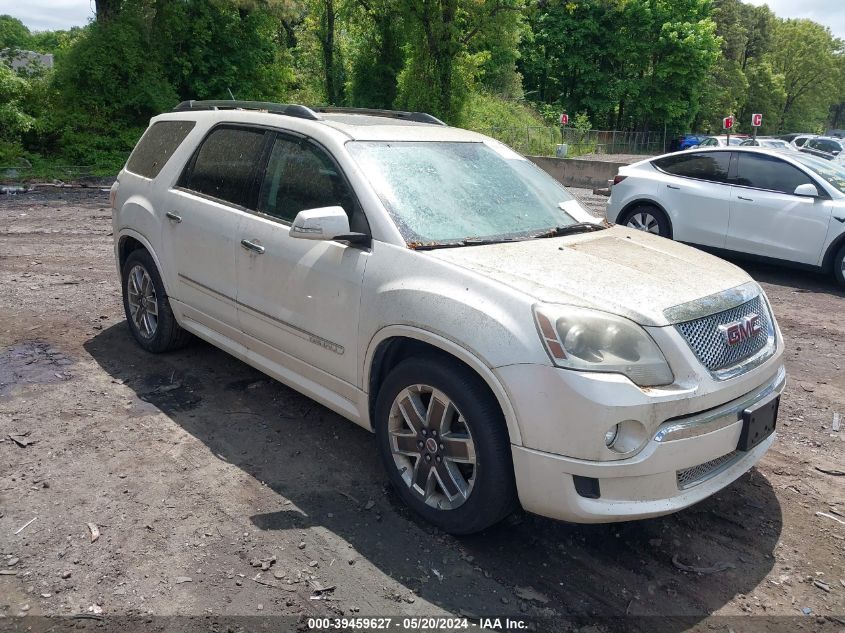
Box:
xmin=126 ymin=264 xmax=159 ymax=338
xmin=388 ymin=385 xmax=477 ymax=510
xmin=626 ymin=212 xmax=661 ymax=234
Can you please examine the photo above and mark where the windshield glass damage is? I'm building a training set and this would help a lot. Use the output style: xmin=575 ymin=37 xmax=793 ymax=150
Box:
xmin=347 ymin=140 xmax=593 ymax=247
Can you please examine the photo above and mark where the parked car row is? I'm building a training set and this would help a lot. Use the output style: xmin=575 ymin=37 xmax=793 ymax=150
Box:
xmin=608 ymin=147 xmax=845 ymax=286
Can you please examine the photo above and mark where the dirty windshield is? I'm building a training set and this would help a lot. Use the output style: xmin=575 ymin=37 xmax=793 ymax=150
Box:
xmin=347 ymin=140 xmax=580 ymax=245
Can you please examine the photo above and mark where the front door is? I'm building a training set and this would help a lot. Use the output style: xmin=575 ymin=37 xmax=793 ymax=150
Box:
xmin=234 ymin=133 xmax=370 ymax=387
xmin=727 ymin=152 xmax=832 ymax=265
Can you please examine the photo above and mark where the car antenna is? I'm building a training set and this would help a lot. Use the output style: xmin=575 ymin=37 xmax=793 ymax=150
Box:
xmin=227 ymin=87 xmax=236 ymax=100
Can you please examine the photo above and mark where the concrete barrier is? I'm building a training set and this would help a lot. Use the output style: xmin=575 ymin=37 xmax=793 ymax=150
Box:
xmin=527 ymin=155 xmax=630 ymax=189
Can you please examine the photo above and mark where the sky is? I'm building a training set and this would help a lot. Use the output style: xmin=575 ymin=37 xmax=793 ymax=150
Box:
xmin=746 ymin=0 xmax=845 ymax=39
xmin=0 ymin=0 xmax=94 ymax=32
xmin=1 ymin=0 xmax=843 ymax=39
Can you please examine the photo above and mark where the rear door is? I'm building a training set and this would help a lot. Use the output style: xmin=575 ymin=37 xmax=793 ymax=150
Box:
xmin=727 ymin=152 xmax=833 ymax=265
xmin=652 ymin=151 xmax=733 ymax=248
xmin=163 ymin=125 xmax=268 ymax=327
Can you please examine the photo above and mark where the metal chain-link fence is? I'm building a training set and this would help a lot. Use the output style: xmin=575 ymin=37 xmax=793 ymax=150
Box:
xmin=485 ymin=126 xmax=667 ymax=157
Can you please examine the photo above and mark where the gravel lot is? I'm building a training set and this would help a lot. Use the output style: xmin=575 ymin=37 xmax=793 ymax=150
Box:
xmin=0 ymin=187 xmax=843 ymax=631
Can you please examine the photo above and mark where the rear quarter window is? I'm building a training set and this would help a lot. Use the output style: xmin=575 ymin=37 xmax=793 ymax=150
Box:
xmin=653 ymin=151 xmax=731 ymax=183
xmin=126 ymin=121 xmax=196 ymax=179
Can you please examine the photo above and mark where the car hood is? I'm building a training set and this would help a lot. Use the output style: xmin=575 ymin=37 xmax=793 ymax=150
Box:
xmin=425 ymin=226 xmax=754 ymax=327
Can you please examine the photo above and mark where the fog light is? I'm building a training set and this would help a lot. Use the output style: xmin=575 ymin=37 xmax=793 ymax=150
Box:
xmin=605 ymin=420 xmax=649 ymax=456
xmin=604 ymin=424 xmax=619 ymax=447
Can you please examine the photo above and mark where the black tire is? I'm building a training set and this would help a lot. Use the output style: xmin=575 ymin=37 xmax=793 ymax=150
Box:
xmin=834 ymin=242 xmax=845 ymax=287
xmin=121 ymin=248 xmax=191 ymax=353
xmin=374 ymin=355 xmax=517 ymax=535
xmin=620 ymin=204 xmax=672 ymax=238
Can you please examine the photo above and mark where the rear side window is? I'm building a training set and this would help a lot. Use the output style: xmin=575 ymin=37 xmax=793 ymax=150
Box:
xmin=734 ymin=153 xmax=814 ymax=194
xmin=180 ymin=126 xmax=266 ymax=208
xmin=653 ymin=152 xmax=731 ymax=183
xmin=126 ymin=121 xmax=195 ymax=179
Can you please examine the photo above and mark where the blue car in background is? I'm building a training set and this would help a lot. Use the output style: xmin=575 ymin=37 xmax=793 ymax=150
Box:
xmin=668 ymin=134 xmax=707 ymax=152
xmin=679 ymin=134 xmax=707 ymax=149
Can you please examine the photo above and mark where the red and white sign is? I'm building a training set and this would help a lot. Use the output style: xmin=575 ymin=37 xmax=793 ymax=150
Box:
xmin=559 ymin=113 xmax=569 ymax=126
xmin=723 ymin=116 xmax=734 ymax=130
xmin=751 ymin=113 xmax=763 ymax=127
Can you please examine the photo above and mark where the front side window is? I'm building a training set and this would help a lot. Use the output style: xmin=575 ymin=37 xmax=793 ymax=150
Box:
xmin=180 ymin=126 xmax=266 ymax=208
xmin=126 ymin=120 xmax=195 ymax=179
xmin=733 ymin=153 xmax=814 ymax=194
xmin=653 ymin=151 xmax=731 ymax=183
xmin=258 ymin=136 xmax=365 ymax=231
xmin=346 ymin=140 xmax=581 ymax=244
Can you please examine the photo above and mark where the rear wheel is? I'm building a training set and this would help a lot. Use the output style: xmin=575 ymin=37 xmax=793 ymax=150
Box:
xmin=374 ymin=356 xmax=517 ymax=534
xmin=621 ymin=205 xmax=671 ymax=238
xmin=121 ymin=249 xmax=191 ymax=353
xmin=833 ymin=243 xmax=845 ymax=287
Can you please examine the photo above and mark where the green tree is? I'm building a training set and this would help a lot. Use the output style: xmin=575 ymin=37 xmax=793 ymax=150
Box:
xmin=0 ymin=15 xmax=33 ymax=51
xmin=768 ymin=18 xmax=842 ymax=131
xmin=347 ymin=0 xmax=405 ymax=108
xmin=520 ymin=0 xmax=718 ymax=131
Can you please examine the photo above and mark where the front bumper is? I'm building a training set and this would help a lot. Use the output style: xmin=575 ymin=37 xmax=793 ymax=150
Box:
xmin=507 ymin=364 xmax=785 ymax=523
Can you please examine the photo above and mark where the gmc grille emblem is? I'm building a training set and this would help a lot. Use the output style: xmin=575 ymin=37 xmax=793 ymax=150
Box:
xmin=718 ymin=313 xmax=762 ymax=346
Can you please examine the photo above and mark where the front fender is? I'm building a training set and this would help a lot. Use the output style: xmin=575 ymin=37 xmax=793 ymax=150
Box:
xmin=364 ymin=324 xmax=524 ymax=446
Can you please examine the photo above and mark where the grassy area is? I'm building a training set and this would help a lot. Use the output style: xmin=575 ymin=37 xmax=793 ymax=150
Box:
xmin=1 ymin=94 xmax=571 ymax=184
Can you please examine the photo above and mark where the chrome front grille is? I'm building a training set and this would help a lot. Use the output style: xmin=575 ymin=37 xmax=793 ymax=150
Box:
xmin=676 ymin=296 xmax=773 ymax=374
xmin=677 ymin=451 xmax=741 ymax=489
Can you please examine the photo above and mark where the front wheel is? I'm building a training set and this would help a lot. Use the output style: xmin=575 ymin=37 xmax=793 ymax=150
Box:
xmin=374 ymin=356 xmax=517 ymax=534
xmin=621 ymin=205 xmax=671 ymax=238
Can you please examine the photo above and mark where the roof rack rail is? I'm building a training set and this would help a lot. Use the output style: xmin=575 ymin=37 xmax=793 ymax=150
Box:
xmin=171 ymin=100 xmax=447 ymax=126
xmin=312 ymin=106 xmax=446 ymax=126
xmin=173 ymin=100 xmax=321 ymax=121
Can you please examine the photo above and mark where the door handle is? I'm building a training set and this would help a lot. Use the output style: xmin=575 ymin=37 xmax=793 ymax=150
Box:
xmin=165 ymin=211 xmax=182 ymax=223
xmin=667 ymin=184 xmax=681 ymax=190
xmin=737 ymin=196 xmax=753 ymax=201
xmin=240 ymin=239 xmax=265 ymax=254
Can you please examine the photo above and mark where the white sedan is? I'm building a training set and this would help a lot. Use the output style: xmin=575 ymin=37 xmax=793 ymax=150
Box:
xmin=607 ymin=147 xmax=845 ymax=286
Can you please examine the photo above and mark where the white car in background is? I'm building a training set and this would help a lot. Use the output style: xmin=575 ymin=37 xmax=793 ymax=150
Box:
xmin=607 ymin=147 xmax=845 ymax=286
xmin=789 ymin=134 xmax=816 ymax=149
xmin=694 ymin=135 xmax=746 ymax=148
xmin=739 ymin=138 xmax=795 ymax=151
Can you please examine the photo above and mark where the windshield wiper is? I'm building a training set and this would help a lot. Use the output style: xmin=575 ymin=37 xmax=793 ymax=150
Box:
xmin=460 ymin=236 xmax=525 ymax=246
xmin=410 ymin=236 xmax=525 ymax=250
xmin=535 ymin=222 xmax=607 ymax=238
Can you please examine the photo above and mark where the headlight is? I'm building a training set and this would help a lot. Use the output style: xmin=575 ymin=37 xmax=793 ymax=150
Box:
xmin=533 ymin=304 xmax=674 ymax=387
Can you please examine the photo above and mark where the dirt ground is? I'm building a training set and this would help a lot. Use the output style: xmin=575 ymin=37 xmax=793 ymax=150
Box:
xmin=0 ymin=186 xmax=843 ymax=632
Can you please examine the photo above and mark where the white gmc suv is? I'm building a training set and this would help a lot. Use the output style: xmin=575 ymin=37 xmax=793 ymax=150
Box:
xmin=111 ymin=101 xmax=785 ymax=534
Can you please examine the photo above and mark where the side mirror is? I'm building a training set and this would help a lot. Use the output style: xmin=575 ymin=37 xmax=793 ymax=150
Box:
xmin=290 ymin=206 xmax=370 ymax=245
xmin=793 ymin=183 xmax=819 ymax=198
